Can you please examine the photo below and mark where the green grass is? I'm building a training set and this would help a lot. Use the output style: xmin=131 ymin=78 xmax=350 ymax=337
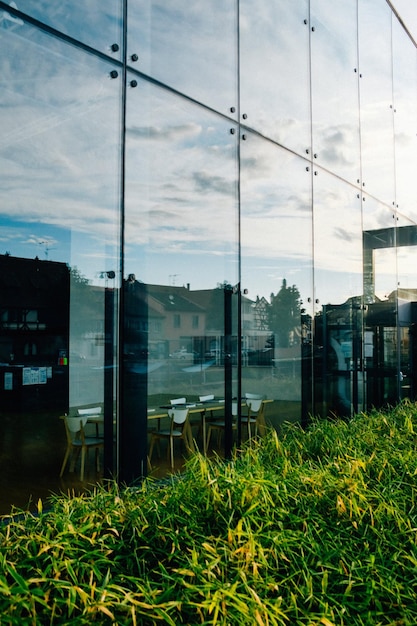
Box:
xmin=1 ymin=401 xmax=417 ymax=624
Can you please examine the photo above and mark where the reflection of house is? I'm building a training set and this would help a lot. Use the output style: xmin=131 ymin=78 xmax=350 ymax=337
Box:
xmin=148 ymin=284 xmax=206 ymax=355
xmin=252 ymin=296 xmax=270 ymax=331
xmin=124 ymin=281 xmax=206 ymax=359
xmin=124 ymin=281 xmax=273 ymax=363
xmin=0 ymin=255 xmax=69 ymax=408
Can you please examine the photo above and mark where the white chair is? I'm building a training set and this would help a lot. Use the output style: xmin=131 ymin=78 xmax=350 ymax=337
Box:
xmin=148 ymin=407 xmax=192 ymax=469
xmin=77 ymin=406 xmax=103 ymax=437
xmin=198 ymin=394 xmax=218 ymax=445
xmin=199 ymin=394 xmax=214 ymax=402
xmin=170 ymin=397 xmax=186 ymax=405
xmin=242 ymin=398 xmax=266 ymax=440
xmin=60 ymin=415 xmax=104 ymax=482
xmin=244 ymin=392 xmax=262 ymax=401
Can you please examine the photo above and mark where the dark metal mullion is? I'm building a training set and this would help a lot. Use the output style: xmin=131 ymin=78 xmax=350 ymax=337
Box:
xmin=236 ymin=0 xmax=242 ymax=448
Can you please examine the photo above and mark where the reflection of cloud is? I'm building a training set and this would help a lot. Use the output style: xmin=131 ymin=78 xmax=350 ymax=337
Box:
xmin=334 ymin=227 xmax=354 ymax=242
xmin=128 ymin=123 xmax=201 ymax=141
xmin=319 ymin=127 xmax=354 ymax=167
xmin=127 ymin=1 xmax=236 ymax=114
xmin=192 ymin=171 xmax=233 ymax=195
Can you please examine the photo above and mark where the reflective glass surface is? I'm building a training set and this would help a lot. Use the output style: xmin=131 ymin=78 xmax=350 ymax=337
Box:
xmin=392 ymin=19 xmax=417 ymax=218
xmin=312 ymin=170 xmax=363 ymax=416
xmin=395 ymin=215 xmax=417 ymax=400
xmin=359 ymin=0 xmax=395 ymax=205
xmin=124 ymin=76 xmax=239 ymax=478
xmin=362 ymin=195 xmax=398 ymax=406
xmin=240 ymin=134 xmax=313 ymax=427
xmin=240 ymin=0 xmax=311 ymax=156
xmin=310 ymin=0 xmax=360 ymax=185
xmin=127 ymin=0 xmax=237 ymax=116
xmin=2 ymin=0 xmax=417 ymax=512
xmin=0 ymin=18 xmax=121 ymax=510
xmin=0 ymin=0 xmax=123 ymax=56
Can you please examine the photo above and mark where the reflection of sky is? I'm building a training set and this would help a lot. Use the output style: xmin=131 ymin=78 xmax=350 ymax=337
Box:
xmin=310 ymin=0 xmax=360 ymax=184
xmin=239 ymin=0 xmax=310 ymax=155
xmin=124 ymin=79 xmax=239 ymax=290
xmin=1 ymin=0 xmax=417 ymax=305
xmin=1 ymin=0 xmax=122 ymax=55
xmin=127 ymin=0 xmax=237 ymax=116
xmin=0 ymin=216 xmax=69 ymax=261
xmin=392 ymin=0 xmax=417 ymax=41
xmin=0 ymin=18 xmax=121 ymax=283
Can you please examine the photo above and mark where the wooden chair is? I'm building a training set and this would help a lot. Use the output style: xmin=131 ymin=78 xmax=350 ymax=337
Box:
xmin=241 ymin=398 xmax=266 ymax=440
xmin=77 ymin=406 xmax=103 ymax=438
xmin=148 ymin=407 xmax=192 ymax=469
xmin=59 ymin=415 xmax=104 ymax=482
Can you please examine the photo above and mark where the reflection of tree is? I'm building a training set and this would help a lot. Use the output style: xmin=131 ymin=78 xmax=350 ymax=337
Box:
xmin=70 ymin=266 xmax=90 ymax=287
xmin=269 ymin=279 xmax=301 ymax=347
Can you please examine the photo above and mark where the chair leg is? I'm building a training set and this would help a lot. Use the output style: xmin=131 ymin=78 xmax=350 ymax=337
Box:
xmin=206 ymin=427 xmax=212 ymax=453
xmin=70 ymin=448 xmax=80 ymax=472
xmin=80 ymin=447 xmax=86 ymax=481
xmin=217 ymin=428 xmax=223 ymax=448
xmin=60 ymin=446 xmax=71 ymax=477
xmin=149 ymin=436 xmax=156 ymax=464
xmin=169 ymin=436 xmax=174 ymax=469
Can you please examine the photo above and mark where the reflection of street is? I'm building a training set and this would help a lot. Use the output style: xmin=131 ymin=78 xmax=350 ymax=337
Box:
xmin=148 ymin=357 xmax=220 ymax=397
xmin=69 ymin=360 xmax=104 ymax=406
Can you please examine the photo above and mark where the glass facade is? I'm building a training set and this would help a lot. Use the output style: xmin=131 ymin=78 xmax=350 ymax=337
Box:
xmin=0 ymin=0 xmax=416 ymax=512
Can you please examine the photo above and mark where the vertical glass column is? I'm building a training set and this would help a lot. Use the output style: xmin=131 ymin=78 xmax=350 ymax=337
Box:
xmin=312 ymin=171 xmax=364 ymax=417
xmin=239 ymin=0 xmax=313 ymax=429
xmin=310 ymin=0 xmax=360 ymax=186
xmin=392 ymin=18 xmax=417 ymax=220
xmin=362 ymin=197 xmax=398 ymax=408
xmin=0 ymin=17 xmax=122 ymax=511
xmin=240 ymin=135 xmax=314 ymax=430
xmin=239 ymin=0 xmax=310 ymax=157
xmin=123 ymin=78 xmax=239 ymax=480
xmin=359 ymin=0 xmax=395 ymax=207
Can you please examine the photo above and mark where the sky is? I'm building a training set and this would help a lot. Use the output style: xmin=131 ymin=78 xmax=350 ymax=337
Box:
xmin=392 ymin=0 xmax=417 ymax=40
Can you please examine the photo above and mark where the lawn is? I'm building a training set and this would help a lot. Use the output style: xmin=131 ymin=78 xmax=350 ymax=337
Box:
xmin=1 ymin=401 xmax=417 ymax=624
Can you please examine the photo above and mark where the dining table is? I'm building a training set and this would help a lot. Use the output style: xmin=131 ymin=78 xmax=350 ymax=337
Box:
xmin=75 ymin=397 xmax=272 ymax=456
xmin=150 ymin=400 xmax=227 ymax=454
xmin=148 ymin=398 xmax=272 ymax=454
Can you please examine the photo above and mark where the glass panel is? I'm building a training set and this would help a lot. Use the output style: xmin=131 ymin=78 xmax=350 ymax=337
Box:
xmin=127 ymin=1 xmax=238 ymax=116
xmin=124 ymin=75 xmax=239 ymax=480
xmin=392 ymin=18 xmax=417 ymax=219
xmin=310 ymin=0 xmax=360 ymax=185
xmin=362 ymin=196 xmax=398 ymax=408
xmin=240 ymin=133 xmax=314 ymax=429
xmin=312 ymin=169 xmax=363 ymax=417
xmin=1 ymin=0 xmax=123 ymax=56
xmin=239 ymin=0 xmax=310 ymax=156
xmin=0 ymin=19 xmax=121 ymax=512
xmin=359 ymin=0 xmax=395 ymax=205
xmin=393 ymin=215 xmax=417 ymax=400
